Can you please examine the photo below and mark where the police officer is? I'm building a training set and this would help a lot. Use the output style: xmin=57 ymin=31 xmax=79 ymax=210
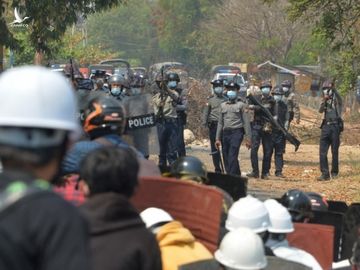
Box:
xmin=152 ymin=72 xmax=179 ymax=168
xmin=318 ymin=80 xmax=343 ymax=181
xmin=108 ymin=74 xmax=129 ymax=101
xmin=168 ymin=72 xmax=187 ymax=157
xmin=202 ymin=79 xmax=227 ymax=173
xmin=247 ymin=80 xmax=274 ymax=179
xmin=271 ymin=86 xmax=289 ymax=178
xmin=215 ymin=82 xmax=251 ymax=176
xmin=281 ymin=80 xmax=300 ymax=128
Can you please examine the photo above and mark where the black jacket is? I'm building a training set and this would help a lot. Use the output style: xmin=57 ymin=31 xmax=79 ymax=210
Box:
xmin=0 ymin=170 xmax=91 ymax=270
xmin=80 ymin=192 xmax=162 ymax=270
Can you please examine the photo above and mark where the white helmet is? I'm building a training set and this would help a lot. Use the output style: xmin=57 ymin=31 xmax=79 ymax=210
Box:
xmin=264 ymin=199 xmax=294 ymax=233
xmin=0 ymin=66 xmax=80 ymax=147
xmin=215 ymin=227 xmax=267 ymax=270
xmin=140 ymin=207 xmax=173 ymax=229
xmin=226 ymin=195 xmax=270 ymax=233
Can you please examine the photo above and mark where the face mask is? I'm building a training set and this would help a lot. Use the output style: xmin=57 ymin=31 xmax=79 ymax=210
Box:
xmin=274 ymin=95 xmax=283 ymax=102
xmin=283 ymin=87 xmax=290 ymax=93
xmin=323 ymin=89 xmax=333 ymax=96
xmin=227 ymin=90 xmax=237 ymax=100
xmin=167 ymin=81 xmax=177 ymax=89
xmin=111 ymin=87 xmax=121 ymax=96
xmin=261 ymin=87 xmax=271 ymax=95
xmin=132 ymin=88 xmax=141 ymax=95
xmin=214 ymin=86 xmax=223 ymax=95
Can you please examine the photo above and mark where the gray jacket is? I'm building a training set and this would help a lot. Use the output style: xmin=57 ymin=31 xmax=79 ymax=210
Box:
xmin=202 ymin=95 xmax=227 ymax=125
xmin=216 ymin=100 xmax=251 ymax=140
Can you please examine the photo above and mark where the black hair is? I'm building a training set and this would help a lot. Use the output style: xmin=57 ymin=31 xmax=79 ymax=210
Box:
xmin=79 ymin=146 xmax=139 ymax=197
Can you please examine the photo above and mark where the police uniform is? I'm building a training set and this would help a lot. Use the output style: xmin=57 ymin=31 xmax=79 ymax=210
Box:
xmin=319 ymin=92 xmax=342 ymax=179
xmin=271 ymin=98 xmax=289 ymax=177
xmin=216 ymin=100 xmax=251 ymax=175
xmin=152 ymin=88 xmax=179 ymax=167
xmin=284 ymin=92 xmax=300 ymax=128
xmin=202 ymin=94 xmax=227 ymax=172
xmin=175 ymin=88 xmax=188 ymax=157
xmin=248 ymin=94 xmax=274 ymax=178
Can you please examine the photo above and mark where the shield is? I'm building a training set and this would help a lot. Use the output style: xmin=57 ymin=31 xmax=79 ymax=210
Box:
xmin=207 ymin=172 xmax=247 ymax=201
xmin=287 ymin=223 xmax=334 ymax=270
xmin=266 ymin=256 xmax=311 ymax=270
xmin=327 ymin=200 xmax=349 ymax=213
xmin=309 ymin=210 xmax=345 ymax=261
xmin=121 ymin=93 xmax=159 ymax=155
xmin=341 ymin=203 xmax=360 ymax=260
xmin=131 ymin=176 xmax=224 ymax=253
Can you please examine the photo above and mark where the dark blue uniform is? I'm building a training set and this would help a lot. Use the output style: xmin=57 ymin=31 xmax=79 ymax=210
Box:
xmin=271 ymin=99 xmax=288 ymax=176
xmin=248 ymin=95 xmax=274 ymax=178
xmin=319 ymin=92 xmax=343 ymax=179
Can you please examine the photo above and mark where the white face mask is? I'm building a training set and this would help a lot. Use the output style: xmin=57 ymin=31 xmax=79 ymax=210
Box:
xmin=261 ymin=87 xmax=271 ymax=95
xmin=111 ymin=87 xmax=121 ymax=96
xmin=214 ymin=86 xmax=223 ymax=95
xmin=274 ymin=95 xmax=283 ymax=102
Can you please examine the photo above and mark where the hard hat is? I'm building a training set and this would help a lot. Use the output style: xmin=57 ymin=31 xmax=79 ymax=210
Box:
xmin=264 ymin=199 xmax=294 ymax=233
xmin=170 ymin=156 xmax=208 ymax=183
xmin=165 ymin=72 xmax=180 ymax=82
xmin=211 ymin=79 xmax=223 ymax=86
xmin=260 ymin=80 xmax=272 ymax=89
xmin=109 ymin=74 xmax=129 ymax=88
xmin=0 ymin=66 xmax=80 ymax=147
xmin=215 ymin=227 xmax=267 ymax=270
xmin=281 ymin=80 xmax=292 ymax=88
xmin=140 ymin=207 xmax=173 ymax=229
xmin=226 ymin=195 xmax=270 ymax=233
xmin=280 ymin=189 xmax=313 ymax=222
xmin=131 ymin=73 xmax=146 ymax=87
xmin=306 ymin=192 xmax=329 ymax=211
xmin=272 ymin=85 xmax=284 ymax=95
xmin=225 ymin=81 xmax=240 ymax=90
xmin=322 ymin=80 xmax=333 ymax=89
xmin=83 ymin=96 xmax=126 ymax=138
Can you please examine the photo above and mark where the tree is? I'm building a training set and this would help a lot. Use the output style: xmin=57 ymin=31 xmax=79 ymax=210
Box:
xmin=3 ymin=0 xmax=126 ymax=66
xmin=269 ymin=0 xmax=360 ymax=94
xmin=195 ymin=0 xmax=311 ymax=70
xmin=87 ymin=0 xmax=158 ymax=67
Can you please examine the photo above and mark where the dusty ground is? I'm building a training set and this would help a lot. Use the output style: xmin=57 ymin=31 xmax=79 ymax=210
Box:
xmin=150 ymin=105 xmax=360 ymax=204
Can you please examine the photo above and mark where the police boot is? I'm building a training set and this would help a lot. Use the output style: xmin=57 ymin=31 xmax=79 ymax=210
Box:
xmin=317 ymin=174 xmax=330 ymax=181
xmin=246 ymin=171 xmax=259 ymax=178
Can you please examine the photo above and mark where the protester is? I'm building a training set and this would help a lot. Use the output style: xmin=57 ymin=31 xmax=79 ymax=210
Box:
xmin=215 ymin=227 xmax=268 ymax=270
xmin=0 ymin=66 xmax=90 ymax=269
xmin=140 ymin=207 xmax=214 ymax=270
xmin=79 ymin=147 xmax=162 ymax=270
xmin=264 ymin=199 xmax=322 ymax=270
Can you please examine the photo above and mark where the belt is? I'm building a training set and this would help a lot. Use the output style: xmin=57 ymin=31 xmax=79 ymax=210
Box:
xmin=326 ymin=121 xmax=338 ymax=125
xmin=223 ymin=127 xmax=244 ymax=132
xmin=158 ymin=117 xmax=177 ymax=123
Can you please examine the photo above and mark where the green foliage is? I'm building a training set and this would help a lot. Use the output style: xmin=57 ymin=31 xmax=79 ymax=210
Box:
xmin=282 ymin=0 xmax=360 ymax=94
xmin=87 ymin=0 xmax=157 ymax=66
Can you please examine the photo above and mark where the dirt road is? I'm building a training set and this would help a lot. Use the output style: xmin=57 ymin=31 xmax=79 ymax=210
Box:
xmin=184 ymin=143 xmax=360 ymax=203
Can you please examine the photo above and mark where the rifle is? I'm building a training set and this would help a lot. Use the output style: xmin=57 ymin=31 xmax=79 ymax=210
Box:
xmin=156 ymin=65 xmax=166 ymax=120
xmin=69 ymin=58 xmax=75 ymax=83
xmin=247 ymin=94 xmax=301 ymax=152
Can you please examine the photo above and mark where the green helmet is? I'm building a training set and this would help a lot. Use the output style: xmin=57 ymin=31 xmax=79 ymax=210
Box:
xmin=170 ymin=156 xmax=208 ymax=183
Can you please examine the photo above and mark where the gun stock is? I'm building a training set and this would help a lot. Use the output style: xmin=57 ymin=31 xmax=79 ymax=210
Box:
xmin=248 ymin=94 xmax=301 ymax=152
